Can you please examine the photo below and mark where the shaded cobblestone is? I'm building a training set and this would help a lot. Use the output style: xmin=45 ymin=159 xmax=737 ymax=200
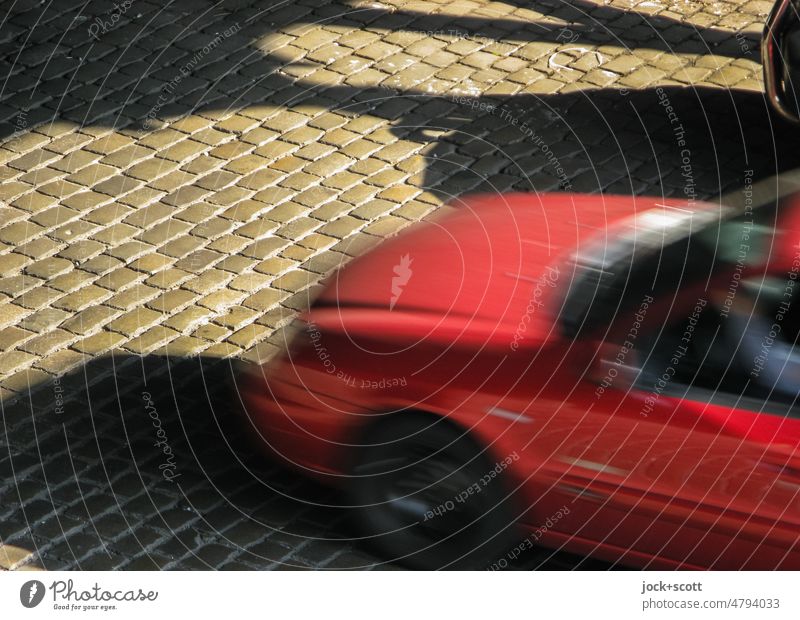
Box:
xmin=0 ymin=0 xmax=795 ymax=571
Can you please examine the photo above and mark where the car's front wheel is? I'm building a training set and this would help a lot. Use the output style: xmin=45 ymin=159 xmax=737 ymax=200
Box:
xmin=349 ymin=413 xmax=518 ymax=569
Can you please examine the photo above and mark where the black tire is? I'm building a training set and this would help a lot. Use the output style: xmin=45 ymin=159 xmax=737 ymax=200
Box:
xmin=349 ymin=413 xmax=518 ymax=570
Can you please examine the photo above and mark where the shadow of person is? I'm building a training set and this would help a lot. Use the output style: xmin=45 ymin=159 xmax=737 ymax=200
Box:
xmin=399 ymin=85 xmax=800 ymax=202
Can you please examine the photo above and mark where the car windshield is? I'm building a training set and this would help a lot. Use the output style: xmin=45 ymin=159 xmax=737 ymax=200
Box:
xmin=561 ymin=198 xmax=782 ymax=340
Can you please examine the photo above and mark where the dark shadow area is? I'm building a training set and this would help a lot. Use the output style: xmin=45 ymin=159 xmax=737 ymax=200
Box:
xmin=0 ymin=4 xmax=772 ymax=132
xmin=477 ymin=0 xmax=762 ymax=59
xmin=0 ymin=353 xmax=363 ymax=570
xmin=0 ymin=1 xmax=793 ymax=204
xmin=395 ymin=85 xmax=800 ymax=200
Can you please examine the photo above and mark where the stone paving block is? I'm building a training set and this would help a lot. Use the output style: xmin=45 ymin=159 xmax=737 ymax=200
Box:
xmin=10 ymin=191 xmax=58 ymax=213
xmin=0 ymin=349 xmax=37 ymax=375
xmin=1 ymin=365 xmax=53 ymax=394
xmin=0 ymin=326 xmax=33 ymax=350
xmin=137 ymin=220 xmax=193 ymax=246
xmin=95 ymin=267 xmax=143 ymax=291
xmin=21 ymin=256 xmax=73 ymax=280
xmin=213 ymin=306 xmax=259 ymax=331
xmin=61 ymin=190 xmax=109 ymax=211
xmin=52 ymin=285 xmax=111 ymax=312
xmin=60 ymin=305 xmax=120 ymax=335
xmin=100 ymin=145 xmax=156 ymax=168
xmin=93 ymin=174 xmax=145 ymax=197
xmin=0 ymin=302 xmax=30 ymax=328
xmin=162 ymin=305 xmax=217 ymax=332
xmin=147 ymin=170 xmax=198 ymax=193
xmin=105 ymin=241 xmax=154 ymax=262
xmin=29 ymin=205 xmax=80 ymax=229
xmin=241 ymin=288 xmax=284 ymax=311
xmin=271 ymin=270 xmax=315 ymax=293
xmin=161 ymin=185 xmax=211 ymax=208
xmin=0 ymin=253 xmax=30 ymax=277
xmin=8 ymin=148 xmax=60 ymax=172
xmin=197 ymin=289 xmax=247 ymax=312
xmin=216 ymin=255 xmax=258 ymax=274
xmin=80 ymin=254 xmax=124 ymax=276
xmin=33 ymin=349 xmax=88 ymax=374
xmin=38 ymin=179 xmax=83 ymax=199
xmin=18 ymin=329 xmax=74 ymax=356
xmin=201 ymin=341 xmax=240 ymax=357
xmin=106 ymin=307 xmax=165 ymax=337
xmin=146 ymin=289 xmax=197 ymax=313
xmin=280 ymin=244 xmax=317 ymax=262
xmin=191 ymin=219 xmax=236 ymax=241
xmin=52 ymin=150 xmax=102 ymax=174
xmin=159 ymin=235 xmax=206 ymax=259
xmin=128 ymin=253 xmax=175 ymax=274
xmin=70 ymin=331 xmax=126 ymax=354
xmin=228 ymin=272 xmax=272 ymax=292
xmin=19 ymin=307 xmax=71 ymax=332
xmin=153 ymin=335 xmax=209 ymax=356
xmin=203 ymin=238 xmax=252 ymax=260
xmin=302 ymin=250 xmax=348 ymax=274
xmin=192 ymin=322 xmax=231 ymax=342
xmin=16 ymin=236 xmax=63 ymax=260
xmin=143 ymin=268 xmax=194 ymax=290
xmin=46 ymin=270 xmax=95 ymax=293
xmin=87 ymin=133 xmax=135 ymax=156
xmin=173 ymin=249 xmax=222 ymax=272
xmin=195 ymin=170 xmax=238 ymax=192
xmin=241 ymin=237 xmax=288 ymax=259
xmin=0 ymin=221 xmax=44 ymax=244
xmin=82 ymin=203 xmax=131 ymax=227
xmin=104 ymin=282 xmax=163 ymax=310
xmin=122 ymin=325 xmax=180 ymax=354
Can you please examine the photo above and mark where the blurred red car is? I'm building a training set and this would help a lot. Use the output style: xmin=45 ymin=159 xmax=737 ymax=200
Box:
xmin=237 ymin=190 xmax=800 ymax=569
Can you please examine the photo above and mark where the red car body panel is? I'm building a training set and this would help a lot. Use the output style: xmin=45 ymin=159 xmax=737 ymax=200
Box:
xmin=239 ymin=192 xmax=800 ymax=570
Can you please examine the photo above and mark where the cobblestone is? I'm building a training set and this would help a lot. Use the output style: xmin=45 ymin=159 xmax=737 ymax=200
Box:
xmin=0 ymin=0 xmax=794 ymax=571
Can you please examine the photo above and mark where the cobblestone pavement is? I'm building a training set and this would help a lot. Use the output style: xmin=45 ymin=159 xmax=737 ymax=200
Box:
xmin=0 ymin=0 xmax=797 ymax=571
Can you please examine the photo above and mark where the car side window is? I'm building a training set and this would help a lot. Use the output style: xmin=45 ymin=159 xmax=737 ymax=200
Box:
xmin=634 ymin=276 xmax=800 ymax=417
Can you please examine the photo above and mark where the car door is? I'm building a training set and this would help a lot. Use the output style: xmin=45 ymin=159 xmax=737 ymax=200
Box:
xmin=484 ymin=343 xmax=706 ymax=567
xmin=683 ymin=395 xmax=800 ymax=569
xmin=506 ymin=330 xmax=800 ymax=569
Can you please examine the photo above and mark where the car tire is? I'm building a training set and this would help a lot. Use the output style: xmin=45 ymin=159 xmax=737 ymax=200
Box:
xmin=348 ymin=413 xmax=518 ymax=570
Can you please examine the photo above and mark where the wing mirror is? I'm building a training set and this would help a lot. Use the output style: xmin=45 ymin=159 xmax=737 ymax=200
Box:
xmin=763 ymin=0 xmax=800 ymax=121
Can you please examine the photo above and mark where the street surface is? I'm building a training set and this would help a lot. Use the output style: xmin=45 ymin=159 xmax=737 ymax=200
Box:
xmin=0 ymin=0 xmax=796 ymax=569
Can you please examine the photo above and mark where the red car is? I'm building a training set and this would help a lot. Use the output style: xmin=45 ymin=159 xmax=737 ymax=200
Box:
xmin=237 ymin=190 xmax=800 ymax=569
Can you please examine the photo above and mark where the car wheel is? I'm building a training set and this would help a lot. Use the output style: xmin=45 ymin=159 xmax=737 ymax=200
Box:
xmin=349 ymin=413 xmax=518 ymax=569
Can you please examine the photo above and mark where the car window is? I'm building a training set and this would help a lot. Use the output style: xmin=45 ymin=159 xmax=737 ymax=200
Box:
xmin=590 ymin=199 xmax=800 ymax=417
xmin=633 ymin=278 xmax=800 ymax=416
xmin=561 ymin=205 xmax=724 ymax=339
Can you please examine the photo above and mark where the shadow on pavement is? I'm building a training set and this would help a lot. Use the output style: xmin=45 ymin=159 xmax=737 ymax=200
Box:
xmin=0 ymin=0 xmax=794 ymax=571
xmin=0 ymin=1 xmax=794 ymax=204
xmin=398 ymin=85 xmax=800 ymax=201
xmin=0 ymin=353 xmax=363 ymax=570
